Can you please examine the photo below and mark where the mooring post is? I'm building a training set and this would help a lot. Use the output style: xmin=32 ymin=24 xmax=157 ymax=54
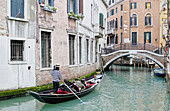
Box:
xmin=134 ymin=57 xmax=136 ymax=68
xmin=141 ymin=57 xmax=143 ymax=67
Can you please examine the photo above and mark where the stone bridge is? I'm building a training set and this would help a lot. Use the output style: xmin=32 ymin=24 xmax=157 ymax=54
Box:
xmin=101 ymin=43 xmax=165 ymax=69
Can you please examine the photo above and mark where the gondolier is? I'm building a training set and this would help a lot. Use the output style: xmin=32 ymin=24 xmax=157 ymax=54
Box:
xmin=50 ymin=64 xmax=62 ymax=93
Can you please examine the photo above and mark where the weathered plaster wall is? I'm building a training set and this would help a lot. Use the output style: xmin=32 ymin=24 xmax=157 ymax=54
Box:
xmin=0 ymin=0 xmax=36 ymax=91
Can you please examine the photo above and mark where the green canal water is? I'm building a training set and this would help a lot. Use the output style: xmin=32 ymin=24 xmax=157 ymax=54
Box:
xmin=0 ymin=65 xmax=170 ymax=111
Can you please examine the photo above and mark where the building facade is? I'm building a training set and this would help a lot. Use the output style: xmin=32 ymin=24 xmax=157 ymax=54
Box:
xmin=36 ymin=0 xmax=108 ymax=86
xmin=0 ymin=0 xmax=36 ymax=91
xmin=107 ymin=0 xmax=160 ymax=48
xmin=160 ymin=0 xmax=168 ymax=48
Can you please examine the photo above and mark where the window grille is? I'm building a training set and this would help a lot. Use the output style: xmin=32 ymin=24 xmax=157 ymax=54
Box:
xmin=11 ymin=40 xmax=24 ymax=61
xmin=69 ymin=35 xmax=75 ymax=65
xmin=41 ymin=31 xmax=52 ymax=68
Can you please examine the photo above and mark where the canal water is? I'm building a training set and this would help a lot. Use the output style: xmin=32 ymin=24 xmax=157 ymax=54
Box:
xmin=0 ymin=65 xmax=170 ymax=111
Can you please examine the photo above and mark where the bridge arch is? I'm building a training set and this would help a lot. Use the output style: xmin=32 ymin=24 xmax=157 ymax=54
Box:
xmin=102 ymin=50 xmax=165 ymax=69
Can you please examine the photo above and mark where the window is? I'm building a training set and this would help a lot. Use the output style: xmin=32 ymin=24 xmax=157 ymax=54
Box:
xmin=110 ymin=36 xmax=114 ymax=44
xmin=10 ymin=40 xmax=24 ymax=61
xmin=69 ymin=35 xmax=75 ymax=65
xmin=99 ymin=13 xmax=104 ymax=27
xmin=115 ymin=18 xmax=118 ymax=29
xmin=132 ymin=32 xmax=137 ymax=45
xmin=41 ymin=31 xmax=52 ymax=68
xmin=130 ymin=2 xmax=137 ymax=9
xmin=145 ymin=2 xmax=151 ymax=9
xmin=91 ymin=41 xmax=93 ymax=63
xmin=145 ymin=13 xmax=152 ymax=26
xmin=109 ymin=0 xmax=111 ymax=5
xmin=130 ymin=14 xmax=137 ymax=26
xmin=107 ymin=12 xmax=109 ymax=18
xmin=67 ymin=0 xmax=78 ymax=15
xmin=39 ymin=0 xmax=54 ymax=6
xmin=107 ymin=22 xmax=109 ymax=30
xmin=107 ymin=37 xmax=110 ymax=44
xmin=121 ymin=4 xmax=123 ymax=11
xmin=86 ymin=39 xmax=89 ymax=63
xmin=79 ymin=37 xmax=82 ymax=64
xmin=121 ymin=33 xmax=123 ymax=44
xmin=120 ymin=16 xmax=123 ymax=28
xmin=115 ymin=34 xmax=118 ymax=44
xmin=110 ymin=9 xmax=114 ymax=16
xmin=112 ymin=0 xmax=114 ymax=3
xmin=144 ymin=32 xmax=151 ymax=43
xmin=11 ymin=0 xmax=24 ymax=18
xmin=91 ymin=4 xmax=94 ymax=24
xmin=110 ymin=19 xmax=114 ymax=29
xmin=116 ymin=8 xmax=118 ymax=13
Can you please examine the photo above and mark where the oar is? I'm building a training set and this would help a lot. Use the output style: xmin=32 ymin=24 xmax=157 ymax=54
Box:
xmin=63 ymin=81 xmax=84 ymax=103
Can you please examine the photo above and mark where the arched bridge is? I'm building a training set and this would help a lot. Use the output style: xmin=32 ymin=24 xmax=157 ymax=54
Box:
xmin=101 ymin=43 xmax=165 ymax=69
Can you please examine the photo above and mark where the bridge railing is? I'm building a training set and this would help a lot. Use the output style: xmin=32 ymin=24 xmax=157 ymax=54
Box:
xmin=102 ymin=43 xmax=162 ymax=55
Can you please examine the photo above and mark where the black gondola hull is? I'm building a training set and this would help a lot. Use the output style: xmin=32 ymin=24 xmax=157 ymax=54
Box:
xmin=29 ymin=75 xmax=103 ymax=104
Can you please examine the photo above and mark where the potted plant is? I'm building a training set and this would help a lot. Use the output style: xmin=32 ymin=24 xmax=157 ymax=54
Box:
xmin=53 ymin=7 xmax=57 ymax=12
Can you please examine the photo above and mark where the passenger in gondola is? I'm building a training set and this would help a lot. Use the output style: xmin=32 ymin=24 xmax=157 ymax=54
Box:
xmin=74 ymin=78 xmax=86 ymax=91
xmin=60 ymin=79 xmax=79 ymax=93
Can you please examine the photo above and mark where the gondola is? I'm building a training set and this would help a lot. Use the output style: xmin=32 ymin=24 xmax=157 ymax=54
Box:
xmin=29 ymin=75 xmax=103 ymax=104
xmin=154 ymin=68 xmax=166 ymax=77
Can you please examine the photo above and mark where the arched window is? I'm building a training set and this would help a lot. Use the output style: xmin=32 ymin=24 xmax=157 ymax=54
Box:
xmin=130 ymin=14 xmax=137 ymax=26
xmin=120 ymin=16 xmax=123 ymax=27
xmin=145 ymin=13 xmax=151 ymax=26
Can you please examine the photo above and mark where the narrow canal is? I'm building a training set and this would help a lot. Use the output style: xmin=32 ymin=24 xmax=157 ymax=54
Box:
xmin=0 ymin=65 xmax=170 ymax=111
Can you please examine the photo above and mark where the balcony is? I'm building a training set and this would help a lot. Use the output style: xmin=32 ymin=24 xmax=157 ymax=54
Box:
xmin=94 ymin=25 xmax=105 ymax=38
xmin=40 ymin=4 xmax=56 ymax=13
xmin=107 ymin=28 xmax=115 ymax=35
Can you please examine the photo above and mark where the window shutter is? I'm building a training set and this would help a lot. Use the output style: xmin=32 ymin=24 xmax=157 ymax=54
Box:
xmin=50 ymin=0 xmax=54 ymax=7
xmin=130 ymin=3 xmax=132 ymax=9
xmin=101 ymin=13 xmax=103 ymax=26
xmin=145 ymin=3 xmax=147 ymax=9
xmin=39 ymin=0 xmax=43 ymax=4
xmin=149 ymin=17 xmax=151 ymax=25
xmin=67 ymin=0 xmax=70 ymax=13
xmin=135 ymin=16 xmax=137 ymax=25
xmin=99 ymin=13 xmax=103 ymax=26
xmin=79 ymin=0 xmax=83 ymax=14
xmin=11 ymin=0 xmax=17 ymax=17
xmin=149 ymin=32 xmax=151 ymax=43
xmin=120 ymin=16 xmax=122 ymax=27
xmin=145 ymin=17 xmax=147 ymax=26
xmin=99 ymin=13 xmax=101 ymax=26
xmin=130 ymin=17 xmax=132 ymax=26
xmin=73 ymin=0 xmax=78 ymax=15
xmin=135 ymin=2 xmax=137 ymax=9
xmin=135 ymin=3 xmax=137 ymax=9
xmin=144 ymin=32 xmax=146 ymax=43
xmin=150 ymin=3 xmax=151 ymax=8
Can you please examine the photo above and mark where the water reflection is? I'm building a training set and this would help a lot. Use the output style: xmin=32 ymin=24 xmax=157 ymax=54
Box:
xmin=0 ymin=65 xmax=169 ymax=111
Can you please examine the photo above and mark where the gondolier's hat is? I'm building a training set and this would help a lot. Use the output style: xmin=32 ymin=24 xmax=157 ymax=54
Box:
xmin=54 ymin=64 xmax=60 ymax=69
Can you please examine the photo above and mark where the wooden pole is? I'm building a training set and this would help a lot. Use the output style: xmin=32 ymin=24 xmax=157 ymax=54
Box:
xmin=63 ymin=82 xmax=84 ymax=103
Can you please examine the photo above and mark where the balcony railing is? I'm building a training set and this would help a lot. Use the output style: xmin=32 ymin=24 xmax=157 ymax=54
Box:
xmin=102 ymin=43 xmax=162 ymax=55
xmin=107 ymin=28 xmax=115 ymax=35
